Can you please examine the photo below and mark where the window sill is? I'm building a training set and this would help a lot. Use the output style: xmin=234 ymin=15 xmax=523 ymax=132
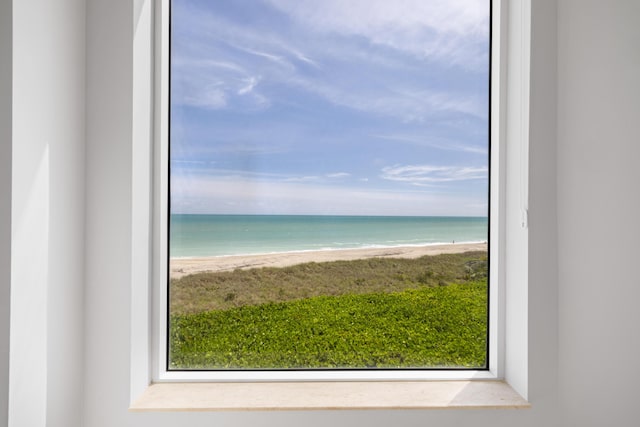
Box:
xmin=130 ymin=380 xmax=530 ymax=411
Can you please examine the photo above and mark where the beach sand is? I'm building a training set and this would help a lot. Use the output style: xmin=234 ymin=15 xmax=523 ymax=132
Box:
xmin=170 ymin=242 xmax=487 ymax=279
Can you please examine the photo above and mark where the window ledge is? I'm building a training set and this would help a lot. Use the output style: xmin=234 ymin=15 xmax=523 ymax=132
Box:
xmin=130 ymin=380 xmax=530 ymax=411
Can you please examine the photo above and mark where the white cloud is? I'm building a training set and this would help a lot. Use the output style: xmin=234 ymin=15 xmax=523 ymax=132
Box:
xmin=372 ymin=134 xmax=487 ymax=155
xmin=402 ymin=89 xmax=488 ymax=120
xmin=175 ymin=168 xmax=340 ymax=185
xmin=271 ymin=0 xmax=487 ymax=34
xmin=381 ymin=164 xmax=488 ymax=185
xmin=238 ymin=76 xmax=260 ymax=95
xmin=292 ymin=50 xmax=319 ymax=67
xmin=283 ymin=175 xmax=322 ymax=183
xmin=171 ymin=174 xmax=486 ymax=216
xmin=195 ymin=170 xmax=351 ymax=184
xmin=232 ymin=45 xmax=295 ymax=71
xmin=326 ymin=172 xmax=351 ymax=179
xmin=173 ymin=0 xmax=488 ymax=119
xmin=285 ymin=75 xmax=486 ymax=122
xmin=173 ymin=64 xmax=269 ymax=110
xmin=171 ymin=160 xmax=208 ymax=165
xmin=171 ymin=58 xmax=247 ymax=74
xmin=265 ymin=0 xmax=489 ymax=68
xmin=180 ymin=83 xmax=228 ymax=109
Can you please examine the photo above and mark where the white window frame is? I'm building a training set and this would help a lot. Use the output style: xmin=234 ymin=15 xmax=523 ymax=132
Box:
xmin=133 ymin=0 xmax=529 ymax=390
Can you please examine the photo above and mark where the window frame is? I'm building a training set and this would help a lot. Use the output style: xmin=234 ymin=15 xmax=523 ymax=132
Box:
xmin=146 ymin=0 xmax=513 ymax=385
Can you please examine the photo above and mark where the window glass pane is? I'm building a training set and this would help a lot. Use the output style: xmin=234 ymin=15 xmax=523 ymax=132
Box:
xmin=168 ymin=0 xmax=490 ymax=370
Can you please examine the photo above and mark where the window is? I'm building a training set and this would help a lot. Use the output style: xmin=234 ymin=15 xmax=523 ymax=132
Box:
xmin=167 ymin=0 xmax=491 ymax=374
xmin=152 ymin=0 xmax=512 ymax=384
xmin=129 ymin=0 xmax=539 ymax=410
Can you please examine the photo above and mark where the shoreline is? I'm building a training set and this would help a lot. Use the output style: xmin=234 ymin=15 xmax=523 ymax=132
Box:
xmin=170 ymin=242 xmax=487 ymax=279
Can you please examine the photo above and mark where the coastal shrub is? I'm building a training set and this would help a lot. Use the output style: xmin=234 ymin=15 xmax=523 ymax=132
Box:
xmin=170 ymin=251 xmax=487 ymax=314
xmin=169 ymin=281 xmax=487 ymax=369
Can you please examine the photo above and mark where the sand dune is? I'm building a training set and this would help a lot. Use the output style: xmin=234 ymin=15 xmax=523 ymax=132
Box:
xmin=170 ymin=242 xmax=487 ymax=279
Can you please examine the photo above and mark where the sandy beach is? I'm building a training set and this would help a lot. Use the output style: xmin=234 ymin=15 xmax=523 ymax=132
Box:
xmin=170 ymin=242 xmax=487 ymax=279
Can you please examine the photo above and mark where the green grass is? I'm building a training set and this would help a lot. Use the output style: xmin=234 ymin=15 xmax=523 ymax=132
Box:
xmin=169 ymin=251 xmax=488 ymax=369
xmin=170 ymin=281 xmax=487 ymax=369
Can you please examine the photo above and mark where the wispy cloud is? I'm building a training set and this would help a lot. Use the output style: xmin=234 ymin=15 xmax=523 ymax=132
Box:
xmin=283 ymin=70 xmax=488 ymax=122
xmin=171 ymin=159 xmax=210 ymax=165
xmin=398 ymin=89 xmax=488 ymax=121
xmin=291 ymin=50 xmax=319 ymax=67
xmin=172 ymin=0 xmax=488 ymax=120
xmin=179 ymin=83 xmax=228 ymax=109
xmin=171 ymin=174 xmax=487 ymax=216
xmin=265 ymin=0 xmax=489 ymax=69
xmin=173 ymin=168 xmax=351 ymax=185
xmin=326 ymin=172 xmax=351 ymax=179
xmin=173 ymin=70 xmax=269 ymax=110
xmin=282 ymin=175 xmax=322 ymax=183
xmin=268 ymin=0 xmax=488 ymax=36
xmin=237 ymin=76 xmax=260 ymax=95
xmin=231 ymin=44 xmax=296 ymax=71
xmin=372 ymin=134 xmax=487 ymax=155
xmin=171 ymin=58 xmax=247 ymax=74
xmin=381 ymin=164 xmax=488 ymax=185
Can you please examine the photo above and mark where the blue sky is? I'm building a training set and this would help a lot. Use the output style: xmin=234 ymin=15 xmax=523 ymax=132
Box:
xmin=170 ymin=0 xmax=490 ymax=216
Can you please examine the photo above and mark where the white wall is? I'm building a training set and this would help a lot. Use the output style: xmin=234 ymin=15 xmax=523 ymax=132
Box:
xmin=0 ymin=0 xmax=12 ymax=423
xmin=527 ymin=0 xmax=559 ymax=412
xmin=557 ymin=1 xmax=640 ymax=426
xmin=3 ymin=0 xmax=85 ymax=426
xmin=83 ymin=0 xmax=134 ymax=424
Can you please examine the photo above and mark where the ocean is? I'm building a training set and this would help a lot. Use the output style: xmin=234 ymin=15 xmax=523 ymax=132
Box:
xmin=170 ymin=214 xmax=488 ymax=258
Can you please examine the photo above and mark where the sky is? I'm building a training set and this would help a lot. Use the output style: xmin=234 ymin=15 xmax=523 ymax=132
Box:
xmin=170 ymin=0 xmax=490 ymax=216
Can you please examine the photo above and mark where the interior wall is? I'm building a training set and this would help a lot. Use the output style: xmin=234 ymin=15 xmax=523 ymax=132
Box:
xmin=84 ymin=0 xmax=134 ymax=424
xmin=557 ymin=1 xmax=640 ymax=426
xmin=43 ymin=3 xmax=86 ymax=426
xmin=527 ymin=0 xmax=559 ymax=412
xmin=5 ymin=0 xmax=85 ymax=426
xmin=0 ymin=0 xmax=12 ymax=424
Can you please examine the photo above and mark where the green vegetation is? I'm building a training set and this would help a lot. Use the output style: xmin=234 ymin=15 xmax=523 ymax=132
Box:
xmin=169 ymin=251 xmax=488 ymax=369
xmin=170 ymin=251 xmax=488 ymax=314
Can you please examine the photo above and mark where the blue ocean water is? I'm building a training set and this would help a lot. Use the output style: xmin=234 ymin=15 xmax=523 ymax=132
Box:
xmin=170 ymin=214 xmax=488 ymax=258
